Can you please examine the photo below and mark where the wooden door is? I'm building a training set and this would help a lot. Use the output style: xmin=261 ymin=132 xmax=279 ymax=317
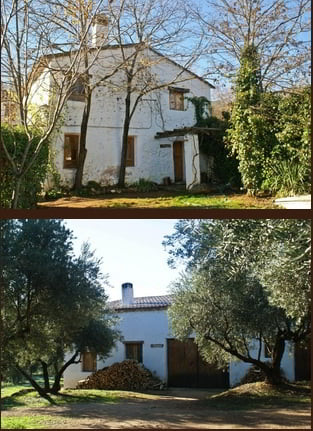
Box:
xmin=173 ymin=141 xmax=184 ymax=182
xmin=167 ymin=339 xmax=229 ymax=388
xmin=295 ymin=341 xmax=311 ymax=381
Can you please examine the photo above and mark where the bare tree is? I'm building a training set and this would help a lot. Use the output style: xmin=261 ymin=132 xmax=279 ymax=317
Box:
xmin=188 ymin=0 xmax=311 ymax=90
xmin=104 ymin=0 xmax=205 ymax=187
xmin=0 ymin=0 xmax=113 ymax=206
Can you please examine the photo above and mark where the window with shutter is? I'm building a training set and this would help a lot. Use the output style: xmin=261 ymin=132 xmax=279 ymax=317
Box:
xmin=169 ymin=88 xmax=188 ymax=111
xmin=126 ymin=136 xmax=135 ymax=167
xmin=82 ymin=352 xmax=97 ymax=372
xmin=125 ymin=342 xmax=143 ymax=362
xmin=64 ymin=134 xmax=79 ymax=168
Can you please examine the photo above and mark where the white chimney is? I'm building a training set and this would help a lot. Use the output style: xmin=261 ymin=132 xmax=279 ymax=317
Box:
xmin=91 ymin=14 xmax=109 ymax=48
xmin=122 ymin=282 xmax=134 ymax=305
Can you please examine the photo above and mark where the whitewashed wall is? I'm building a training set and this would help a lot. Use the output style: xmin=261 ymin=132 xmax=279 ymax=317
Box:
xmin=63 ymin=306 xmax=296 ymax=389
xmin=48 ymin=46 xmax=210 ymax=187
xmin=229 ymin=342 xmax=295 ymax=387
xmin=63 ymin=308 xmax=172 ymax=389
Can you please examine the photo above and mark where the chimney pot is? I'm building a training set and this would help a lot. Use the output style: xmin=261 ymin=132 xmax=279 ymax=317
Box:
xmin=122 ymin=282 xmax=133 ymax=305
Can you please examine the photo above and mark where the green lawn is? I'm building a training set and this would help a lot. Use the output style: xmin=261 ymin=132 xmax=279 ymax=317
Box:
xmin=38 ymin=193 xmax=279 ymax=209
xmin=1 ymin=415 xmax=56 ymax=429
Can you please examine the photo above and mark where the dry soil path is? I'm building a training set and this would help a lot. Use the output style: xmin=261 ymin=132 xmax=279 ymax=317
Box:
xmin=2 ymin=388 xmax=311 ymax=429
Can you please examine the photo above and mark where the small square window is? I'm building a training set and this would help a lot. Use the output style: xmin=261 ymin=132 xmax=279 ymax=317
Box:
xmin=125 ymin=342 xmax=143 ymax=362
xmin=64 ymin=134 xmax=79 ymax=168
xmin=82 ymin=351 xmax=97 ymax=372
xmin=126 ymin=136 xmax=135 ymax=167
xmin=169 ymin=90 xmax=185 ymax=111
xmin=68 ymin=77 xmax=85 ymax=101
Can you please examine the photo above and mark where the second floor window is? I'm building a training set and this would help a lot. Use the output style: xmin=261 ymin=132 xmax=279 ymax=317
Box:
xmin=68 ymin=77 xmax=85 ymax=101
xmin=169 ymin=87 xmax=189 ymax=111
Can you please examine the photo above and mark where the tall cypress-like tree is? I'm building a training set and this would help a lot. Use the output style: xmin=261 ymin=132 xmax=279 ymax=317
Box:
xmin=226 ymin=45 xmax=271 ymax=194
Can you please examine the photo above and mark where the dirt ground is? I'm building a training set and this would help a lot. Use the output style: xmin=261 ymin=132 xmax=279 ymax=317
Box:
xmin=2 ymin=388 xmax=311 ymax=429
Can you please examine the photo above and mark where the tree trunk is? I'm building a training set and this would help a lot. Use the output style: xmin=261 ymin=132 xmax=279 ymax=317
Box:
xmin=40 ymin=360 xmax=50 ymax=392
xmin=118 ymin=86 xmax=132 ymax=188
xmin=264 ymin=337 xmax=285 ymax=385
xmin=14 ymin=364 xmax=55 ymax=404
xmin=11 ymin=175 xmax=23 ymax=209
xmin=74 ymin=91 xmax=92 ymax=190
xmin=50 ymin=351 xmax=80 ymax=394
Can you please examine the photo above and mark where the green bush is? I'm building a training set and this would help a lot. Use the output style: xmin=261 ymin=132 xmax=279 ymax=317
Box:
xmin=132 ymin=178 xmax=159 ymax=192
xmin=1 ymin=124 xmax=49 ymax=208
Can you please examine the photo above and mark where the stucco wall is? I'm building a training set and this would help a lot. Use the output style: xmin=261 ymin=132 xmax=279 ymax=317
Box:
xmin=229 ymin=342 xmax=295 ymax=387
xmin=63 ymin=308 xmax=172 ymax=389
xmin=48 ymin=46 xmax=210 ymax=187
xmin=64 ymin=305 xmax=296 ymax=389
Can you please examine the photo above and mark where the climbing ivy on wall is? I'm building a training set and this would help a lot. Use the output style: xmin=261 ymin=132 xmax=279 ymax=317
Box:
xmin=188 ymin=96 xmax=241 ymax=187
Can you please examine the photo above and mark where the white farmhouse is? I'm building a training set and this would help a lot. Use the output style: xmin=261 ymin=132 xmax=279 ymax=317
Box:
xmin=63 ymin=283 xmax=305 ymax=389
xmin=32 ymin=18 xmax=214 ymax=189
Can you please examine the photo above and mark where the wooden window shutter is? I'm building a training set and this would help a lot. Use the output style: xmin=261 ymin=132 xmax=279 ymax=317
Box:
xmin=125 ymin=342 xmax=143 ymax=362
xmin=82 ymin=352 xmax=97 ymax=372
xmin=64 ymin=134 xmax=79 ymax=168
xmin=169 ymin=91 xmax=176 ymax=110
xmin=126 ymin=136 xmax=135 ymax=167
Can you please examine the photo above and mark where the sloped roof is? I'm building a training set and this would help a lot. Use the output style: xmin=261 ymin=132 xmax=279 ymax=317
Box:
xmin=39 ymin=43 xmax=214 ymax=88
xmin=109 ymin=294 xmax=173 ymax=311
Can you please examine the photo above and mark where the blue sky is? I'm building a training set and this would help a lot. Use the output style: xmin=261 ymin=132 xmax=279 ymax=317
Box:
xmin=65 ymin=219 xmax=183 ymax=301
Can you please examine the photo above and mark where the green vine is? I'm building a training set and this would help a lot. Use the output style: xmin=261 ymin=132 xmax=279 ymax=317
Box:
xmin=187 ymin=96 xmax=212 ymax=126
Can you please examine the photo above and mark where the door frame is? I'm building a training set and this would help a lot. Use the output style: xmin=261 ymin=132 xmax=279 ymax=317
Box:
xmin=173 ymin=140 xmax=185 ymax=183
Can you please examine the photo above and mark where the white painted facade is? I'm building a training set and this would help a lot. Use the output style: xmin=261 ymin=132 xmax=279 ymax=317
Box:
xmin=63 ymin=283 xmax=297 ymax=389
xmin=33 ymin=43 xmax=211 ymax=189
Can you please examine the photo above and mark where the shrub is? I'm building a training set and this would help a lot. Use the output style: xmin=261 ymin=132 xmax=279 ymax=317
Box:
xmin=132 ymin=178 xmax=159 ymax=192
xmin=1 ymin=124 xmax=49 ymax=208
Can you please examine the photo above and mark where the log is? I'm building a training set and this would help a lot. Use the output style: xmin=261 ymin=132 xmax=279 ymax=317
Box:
xmin=77 ymin=359 xmax=163 ymax=391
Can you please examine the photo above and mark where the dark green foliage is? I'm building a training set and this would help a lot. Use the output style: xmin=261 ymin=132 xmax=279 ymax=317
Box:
xmin=262 ymin=88 xmax=311 ymax=195
xmin=188 ymin=97 xmax=241 ymax=186
xmin=226 ymin=43 xmax=311 ymax=196
xmin=1 ymin=219 xmax=118 ymax=397
xmin=0 ymin=124 xmax=49 ymax=208
xmin=164 ymin=219 xmax=311 ymax=385
xmin=226 ymin=45 xmax=266 ymax=194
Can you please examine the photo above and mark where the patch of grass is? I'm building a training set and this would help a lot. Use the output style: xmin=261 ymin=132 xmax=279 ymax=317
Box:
xmin=206 ymin=381 xmax=311 ymax=410
xmin=1 ymin=415 xmax=55 ymax=429
xmin=38 ymin=193 xmax=279 ymax=209
xmin=1 ymin=388 xmax=121 ymax=411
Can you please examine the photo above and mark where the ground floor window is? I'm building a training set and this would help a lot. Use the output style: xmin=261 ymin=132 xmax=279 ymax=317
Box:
xmin=126 ymin=136 xmax=135 ymax=167
xmin=82 ymin=351 xmax=97 ymax=372
xmin=125 ymin=341 xmax=143 ymax=362
xmin=64 ymin=134 xmax=79 ymax=168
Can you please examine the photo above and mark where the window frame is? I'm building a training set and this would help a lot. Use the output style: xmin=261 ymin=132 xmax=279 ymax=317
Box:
xmin=168 ymin=87 xmax=189 ymax=111
xmin=64 ymin=133 xmax=80 ymax=169
xmin=68 ymin=76 xmax=85 ymax=102
xmin=124 ymin=341 xmax=143 ymax=363
xmin=126 ymin=135 xmax=135 ymax=167
xmin=82 ymin=351 xmax=97 ymax=372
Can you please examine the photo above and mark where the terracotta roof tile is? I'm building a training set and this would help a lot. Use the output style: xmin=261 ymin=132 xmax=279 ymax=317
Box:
xmin=109 ymin=295 xmax=173 ymax=311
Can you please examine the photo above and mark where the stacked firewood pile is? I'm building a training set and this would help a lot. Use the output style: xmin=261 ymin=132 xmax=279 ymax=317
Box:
xmin=77 ymin=360 xmax=164 ymax=391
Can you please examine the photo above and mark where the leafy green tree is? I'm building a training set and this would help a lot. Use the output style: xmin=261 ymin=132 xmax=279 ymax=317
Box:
xmin=262 ymin=87 xmax=311 ymax=195
xmin=1 ymin=124 xmax=49 ymax=208
xmin=226 ymin=45 xmax=276 ymax=194
xmin=164 ymin=219 xmax=311 ymax=385
xmin=1 ymin=219 xmax=118 ymax=399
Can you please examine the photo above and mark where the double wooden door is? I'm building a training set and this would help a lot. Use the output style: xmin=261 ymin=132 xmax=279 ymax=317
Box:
xmin=167 ymin=339 xmax=229 ymax=388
